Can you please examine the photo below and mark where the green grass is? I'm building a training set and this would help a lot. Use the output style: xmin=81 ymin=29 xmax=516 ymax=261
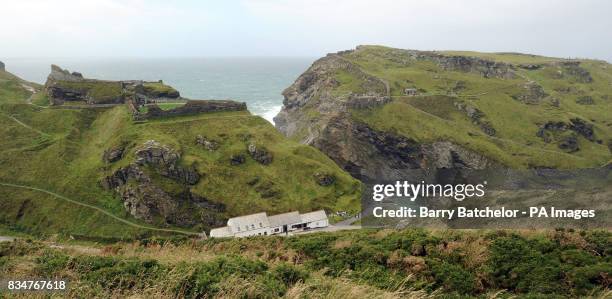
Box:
xmin=0 ymin=69 xmax=361 ymax=237
xmin=156 ymin=102 xmax=185 ymax=110
xmin=338 ymin=45 xmax=612 ymax=169
xmin=1 ymin=229 xmax=609 ymax=298
xmin=142 ymin=82 xmax=179 ymax=95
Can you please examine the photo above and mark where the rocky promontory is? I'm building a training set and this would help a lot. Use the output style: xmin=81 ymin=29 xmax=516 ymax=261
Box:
xmin=275 ymin=45 xmax=612 ymax=179
xmin=44 ymin=65 xmax=180 ymax=105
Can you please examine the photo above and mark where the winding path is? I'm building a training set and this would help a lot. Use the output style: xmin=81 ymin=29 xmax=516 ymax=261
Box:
xmin=0 ymin=182 xmax=202 ymax=236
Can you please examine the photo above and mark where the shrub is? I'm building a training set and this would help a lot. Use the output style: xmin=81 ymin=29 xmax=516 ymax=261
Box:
xmin=428 ymin=260 xmax=476 ymax=294
xmin=273 ymin=263 xmax=309 ymax=287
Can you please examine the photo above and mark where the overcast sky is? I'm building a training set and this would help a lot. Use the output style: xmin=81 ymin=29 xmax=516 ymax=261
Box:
xmin=1 ymin=0 xmax=611 ymax=61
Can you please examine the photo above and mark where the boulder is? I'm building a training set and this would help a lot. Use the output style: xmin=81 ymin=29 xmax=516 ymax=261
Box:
xmin=576 ymin=96 xmax=595 ymax=105
xmin=558 ymin=135 xmax=579 ymax=153
xmin=314 ymin=172 xmax=336 ymax=186
xmin=230 ymin=154 xmax=246 ymax=165
xmin=247 ymin=143 xmax=273 ymax=165
xmin=195 ymin=135 xmax=219 ymax=151
xmin=569 ymin=118 xmax=595 ymax=141
xmin=103 ymin=145 xmax=125 ymax=163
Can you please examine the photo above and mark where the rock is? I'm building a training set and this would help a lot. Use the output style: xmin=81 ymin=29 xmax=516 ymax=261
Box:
xmin=513 ymin=81 xmax=548 ymax=104
xmin=518 ymin=64 xmax=541 ymax=70
xmin=576 ymin=96 xmax=595 ymax=105
xmin=47 ymin=65 xmax=84 ymax=82
xmin=135 ymin=140 xmax=200 ymax=185
xmin=569 ymin=118 xmax=595 ymax=141
xmin=453 ymin=101 xmax=495 ymax=136
xmin=536 ymin=118 xmax=595 ymax=151
xmin=558 ymin=135 xmax=579 ymax=152
xmin=230 ymin=154 xmax=246 ymax=165
xmin=101 ymin=164 xmax=224 ymax=227
xmin=0 ymin=61 xmax=5 ymax=72
xmin=314 ymin=172 xmax=336 ymax=186
xmin=424 ymin=53 xmax=516 ymax=79
xmin=550 ymin=98 xmax=560 ymax=107
xmin=556 ymin=61 xmax=593 ymax=83
xmin=247 ymin=143 xmax=273 ymax=165
xmin=103 ymin=146 xmax=125 ymax=163
xmin=196 ymin=135 xmax=219 ymax=151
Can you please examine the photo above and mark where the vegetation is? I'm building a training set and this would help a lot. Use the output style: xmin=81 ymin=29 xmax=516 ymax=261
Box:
xmin=1 ymin=229 xmax=609 ymax=298
xmin=142 ymin=82 xmax=180 ymax=96
xmin=157 ymin=102 xmax=186 ymax=110
xmin=340 ymin=45 xmax=612 ymax=169
xmin=0 ymin=69 xmax=361 ymax=238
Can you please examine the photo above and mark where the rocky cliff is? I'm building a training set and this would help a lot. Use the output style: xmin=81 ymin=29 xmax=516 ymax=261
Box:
xmin=275 ymin=45 xmax=612 ymax=180
xmin=44 ymin=65 xmax=179 ymax=105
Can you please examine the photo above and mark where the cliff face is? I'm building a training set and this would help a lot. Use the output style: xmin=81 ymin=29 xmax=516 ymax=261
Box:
xmin=275 ymin=45 xmax=612 ymax=180
xmin=44 ymin=65 xmax=180 ymax=105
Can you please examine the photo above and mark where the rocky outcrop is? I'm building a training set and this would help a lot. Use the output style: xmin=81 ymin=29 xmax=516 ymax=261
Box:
xmin=44 ymin=65 xmax=180 ymax=106
xmin=196 ymin=135 xmax=219 ymax=151
xmin=47 ymin=65 xmax=84 ymax=82
xmin=230 ymin=154 xmax=246 ymax=165
xmin=414 ymin=52 xmax=516 ymax=79
xmin=101 ymin=165 xmax=224 ymax=227
xmin=576 ymin=96 xmax=595 ymax=105
xmin=314 ymin=172 xmax=336 ymax=186
xmin=135 ymin=140 xmax=199 ymax=184
xmin=101 ymin=140 xmax=224 ymax=228
xmin=103 ymin=145 xmax=125 ymax=163
xmin=275 ymin=48 xmax=496 ymax=181
xmin=453 ymin=101 xmax=496 ymax=136
xmin=512 ymin=81 xmax=548 ymax=104
xmin=144 ymin=100 xmax=247 ymax=118
xmin=555 ymin=61 xmax=593 ymax=83
xmin=247 ymin=144 xmax=273 ymax=165
xmin=0 ymin=61 xmax=5 ymax=72
xmin=536 ymin=118 xmax=595 ymax=152
xmin=309 ymin=115 xmax=492 ymax=181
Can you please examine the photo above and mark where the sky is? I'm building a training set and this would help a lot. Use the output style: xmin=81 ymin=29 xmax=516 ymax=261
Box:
xmin=1 ymin=0 xmax=611 ymax=61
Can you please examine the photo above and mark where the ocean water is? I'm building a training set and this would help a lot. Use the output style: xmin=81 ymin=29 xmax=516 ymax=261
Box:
xmin=2 ymin=57 xmax=315 ymax=124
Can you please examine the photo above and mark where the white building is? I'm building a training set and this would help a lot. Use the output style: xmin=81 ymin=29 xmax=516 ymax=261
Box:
xmin=210 ymin=210 xmax=329 ymax=238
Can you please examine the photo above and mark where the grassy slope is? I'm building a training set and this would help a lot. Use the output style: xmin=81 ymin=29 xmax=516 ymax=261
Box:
xmin=0 ymin=69 xmax=360 ymax=238
xmin=342 ymin=45 xmax=612 ymax=169
xmin=1 ymin=229 xmax=609 ymax=298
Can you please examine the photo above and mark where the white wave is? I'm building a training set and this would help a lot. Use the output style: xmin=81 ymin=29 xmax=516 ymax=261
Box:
xmin=260 ymin=105 xmax=283 ymax=125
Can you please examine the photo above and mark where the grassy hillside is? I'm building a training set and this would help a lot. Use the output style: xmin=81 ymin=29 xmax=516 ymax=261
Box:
xmin=1 ymin=229 xmax=609 ymax=298
xmin=0 ymin=68 xmax=361 ymax=238
xmin=342 ymin=46 xmax=612 ymax=169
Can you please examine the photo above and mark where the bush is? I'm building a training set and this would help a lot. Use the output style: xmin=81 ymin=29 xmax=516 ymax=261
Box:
xmin=428 ymin=260 xmax=476 ymax=294
xmin=272 ymin=263 xmax=309 ymax=286
xmin=35 ymin=250 xmax=70 ymax=275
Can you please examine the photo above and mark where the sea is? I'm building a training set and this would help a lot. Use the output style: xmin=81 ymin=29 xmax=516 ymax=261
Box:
xmin=2 ymin=57 xmax=315 ymax=124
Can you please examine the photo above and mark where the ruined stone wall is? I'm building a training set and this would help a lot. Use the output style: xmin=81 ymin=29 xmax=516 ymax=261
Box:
xmin=145 ymin=100 xmax=247 ymax=118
